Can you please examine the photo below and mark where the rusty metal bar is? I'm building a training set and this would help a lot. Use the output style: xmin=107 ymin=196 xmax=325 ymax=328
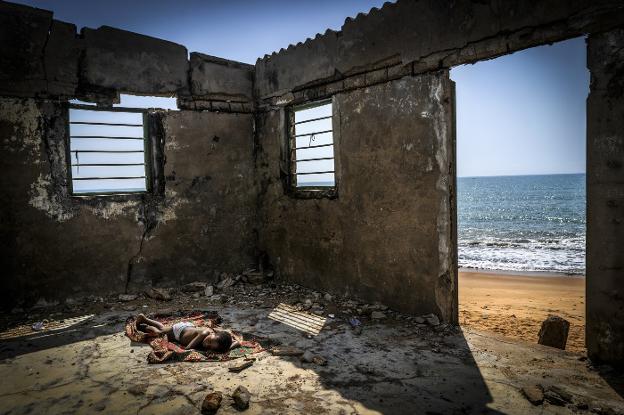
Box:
xmin=293 ymin=143 xmax=333 ymax=151
xmin=72 ymin=176 xmax=146 ymax=181
xmin=70 ymin=121 xmax=143 ymax=127
xmin=294 ymin=129 xmax=332 ymax=138
xmin=295 ymin=171 xmax=335 ymax=176
xmin=294 ymin=115 xmax=332 ymax=125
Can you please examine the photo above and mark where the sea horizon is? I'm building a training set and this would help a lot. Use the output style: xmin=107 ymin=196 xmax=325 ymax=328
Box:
xmin=458 ymin=171 xmax=586 ymax=179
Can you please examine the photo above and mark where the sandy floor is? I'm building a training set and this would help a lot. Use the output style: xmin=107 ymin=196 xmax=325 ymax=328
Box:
xmin=0 ymin=281 xmax=622 ymax=415
xmin=459 ymin=270 xmax=586 ymax=352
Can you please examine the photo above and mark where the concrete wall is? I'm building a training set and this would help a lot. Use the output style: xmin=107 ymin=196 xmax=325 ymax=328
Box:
xmin=0 ymin=97 xmax=256 ymax=309
xmin=256 ymin=73 xmax=457 ymax=321
xmin=587 ymin=28 xmax=624 ymax=365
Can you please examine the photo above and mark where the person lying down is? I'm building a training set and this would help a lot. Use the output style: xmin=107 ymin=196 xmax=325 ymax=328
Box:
xmin=135 ymin=313 xmax=237 ymax=352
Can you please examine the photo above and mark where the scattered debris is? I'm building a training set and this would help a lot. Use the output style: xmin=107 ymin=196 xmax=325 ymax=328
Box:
xmin=521 ymin=385 xmax=544 ymax=405
xmin=118 ymin=294 xmax=137 ymax=302
xmin=413 ymin=316 xmax=425 ymax=324
xmin=242 ymin=269 xmax=265 ymax=284
xmin=127 ymin=383 xmax=148 ymax=396
xmin=538 ymin=315 xmax=570 ymax=349
xmin=423 ymin=313 xmax=440 ymax=326
xmin=232 ymin=385 xmax=250 ymax=410
xmin=312 ymin=355 xmax=327 ymax=366
xmin=324 ymin=293 xmax=332 ymax=302
xmin=145 ymin=287 xmax=172 ymax=301
xmin=202 ymin=391 xmax=223 ymax=414
xmin=544 ymin=390 xmax=566 ymax=406
xmin=31 ymin=321 xmax=45 ymax=331
xmin=300 ymin=351 xmax=314 ymax=363
xmin=229 ymin=360 xmax=254 ymax=373
xmin=349 ymin=317 xmax=363 ymax=335
xmin=547 ymin=385 xmax=573 ymax=405
xmin=371 ymin=311 xmax=386 ymax=320
xmin=270 ymin=346 xmax=304 ymax=356
xmin=216 ymin=275 xmax=236 ymax=290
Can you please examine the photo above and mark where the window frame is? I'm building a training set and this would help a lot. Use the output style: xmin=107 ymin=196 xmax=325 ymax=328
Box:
xmin=66 ymin=103 xmax=153 ymax=197
xmin=287 ymin=98 xmax=338 ymax=198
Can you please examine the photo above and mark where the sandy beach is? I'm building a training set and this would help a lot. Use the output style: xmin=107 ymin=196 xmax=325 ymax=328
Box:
xmin=459 ymin=269 xmax=585 ymax=353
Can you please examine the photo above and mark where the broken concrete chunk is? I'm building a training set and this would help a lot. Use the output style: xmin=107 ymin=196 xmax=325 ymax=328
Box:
xmin=127 ymin=383 xmax=149 ymax=396
xmin=216 ymin=276 xmax=236 ymax=290
xmin=547 ymin=385 xmax=573 ymax=404
xmin=269 ymin=346 xmax=304 ymax=356
xmin=205 ymin=285 xmax=214 ymax=297
xmin=118 ymin=294 xmax=137 ymax=302
xmin=312 ymin=355 xmax=327 ymax=366
xmin=324 ymin=293 xmax=333 ymax=302
xmin=538 ymin=315 xmax=570 ymax=349
xmin=145 ymin=288 xmax=172 ymax=301
xmin=544 ymin=390 xmax=566 ymax=406
xmin=300 ymin=351 xmax=314 ymax=363
xmin=201 ymin=391 xmax=223 ymax=414
xmin=423 ymin=314 xmax=440 ymax=326
xmin=521 ymin=385 xmax=544 ymax=406
xmin=371 ymin=311 xmax=386 ymax=320
xmin=181 ymin=282 xmax=207 ymax=293
xmin=229 ymin=360 xmax=253 ymax=373
xmin=232 ymin=385 xmax=250 ymax=410
xmin=242 ymin=269 xmax=265 ymax=284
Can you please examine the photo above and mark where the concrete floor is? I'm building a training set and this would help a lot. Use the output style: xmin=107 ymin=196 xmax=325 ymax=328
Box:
xmin=0 ymin=283 xmax=623 ymax=415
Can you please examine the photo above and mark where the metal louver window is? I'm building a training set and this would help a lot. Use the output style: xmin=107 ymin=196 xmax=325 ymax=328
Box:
xmin=291 ymin=100 xmax=335 ymax=188
xmin=68 ymin=105 xmax=149 ymax=195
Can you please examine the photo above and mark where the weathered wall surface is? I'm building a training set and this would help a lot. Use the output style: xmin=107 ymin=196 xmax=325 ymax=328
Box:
xmin=0 ymin=98 xmax=256 ymax=309
xmin=135 ymin=111 xmax=257 ymax=289
xmin=256 ymin=74 xmax=456 ymax=321
xmin=255 ymin=0 xmax=624 ymax=101
xmin=0 ymin=1 xmax=258 ymax=310
xmin=587 ymin=28 xmax=624 ymax=365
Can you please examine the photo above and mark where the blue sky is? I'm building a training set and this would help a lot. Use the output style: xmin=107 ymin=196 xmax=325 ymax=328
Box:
xmin=16 ymin=0 xmax=588 ymax=178
xmin=451 ymin=37 xmax=588 ymax=177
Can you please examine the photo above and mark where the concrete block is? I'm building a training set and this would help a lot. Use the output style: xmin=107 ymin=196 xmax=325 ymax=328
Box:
xmin=189 ymin=53 xmax=253 ymax=100
xmin=538 ymin=315 xmax=570 ymax=349
xmin=81 ymin=26 xmax=188 ymax=95
xmin=0 ymin=2 xmax=52 ymax=96
xmin=44 ymin=20 xmax=82 ymax=96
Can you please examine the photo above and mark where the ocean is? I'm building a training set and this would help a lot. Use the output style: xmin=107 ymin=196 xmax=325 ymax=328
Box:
xmin=457 ymin=173 xmax=586 ymax=275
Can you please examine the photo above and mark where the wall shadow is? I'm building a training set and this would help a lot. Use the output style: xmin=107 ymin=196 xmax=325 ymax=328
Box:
xmin=272 ymin=322 xmax=503 ymax=414
xmin=0 ymin=312 xmax=127 ymax=361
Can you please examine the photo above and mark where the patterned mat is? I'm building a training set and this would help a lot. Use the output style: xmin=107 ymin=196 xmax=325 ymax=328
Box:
xmin=125 ymin=311 xmax=264 ymax=364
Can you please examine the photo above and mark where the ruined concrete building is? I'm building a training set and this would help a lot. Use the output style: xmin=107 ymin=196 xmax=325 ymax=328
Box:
xmin=1 ymin=0 xmax=623 ymax=367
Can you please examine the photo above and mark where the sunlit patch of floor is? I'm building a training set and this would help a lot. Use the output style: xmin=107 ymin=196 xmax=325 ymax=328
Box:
xmin=267 ymin=303 xmax=326 ymax=335
xmin=0 ymin=314 xmax=95 ymax=340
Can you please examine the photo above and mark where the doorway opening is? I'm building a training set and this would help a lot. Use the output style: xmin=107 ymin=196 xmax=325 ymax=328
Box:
xmin=450 ymin=37 xmax=588 ymax=352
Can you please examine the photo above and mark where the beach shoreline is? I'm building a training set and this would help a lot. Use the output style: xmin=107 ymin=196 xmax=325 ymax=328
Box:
xmin=459 ymin=269 xmax=586 ymax=352
xmin=459 ymin=267 xmax=585 ymax=278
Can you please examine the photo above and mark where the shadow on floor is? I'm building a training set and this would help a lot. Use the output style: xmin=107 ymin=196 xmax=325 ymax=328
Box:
xmin=0 ymin=312 xmax=126 ymax=361
xmin=597 ymin=366 xmax=624 ymax=399
xmin=288 ymin=326 xmax=503 ymax=415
